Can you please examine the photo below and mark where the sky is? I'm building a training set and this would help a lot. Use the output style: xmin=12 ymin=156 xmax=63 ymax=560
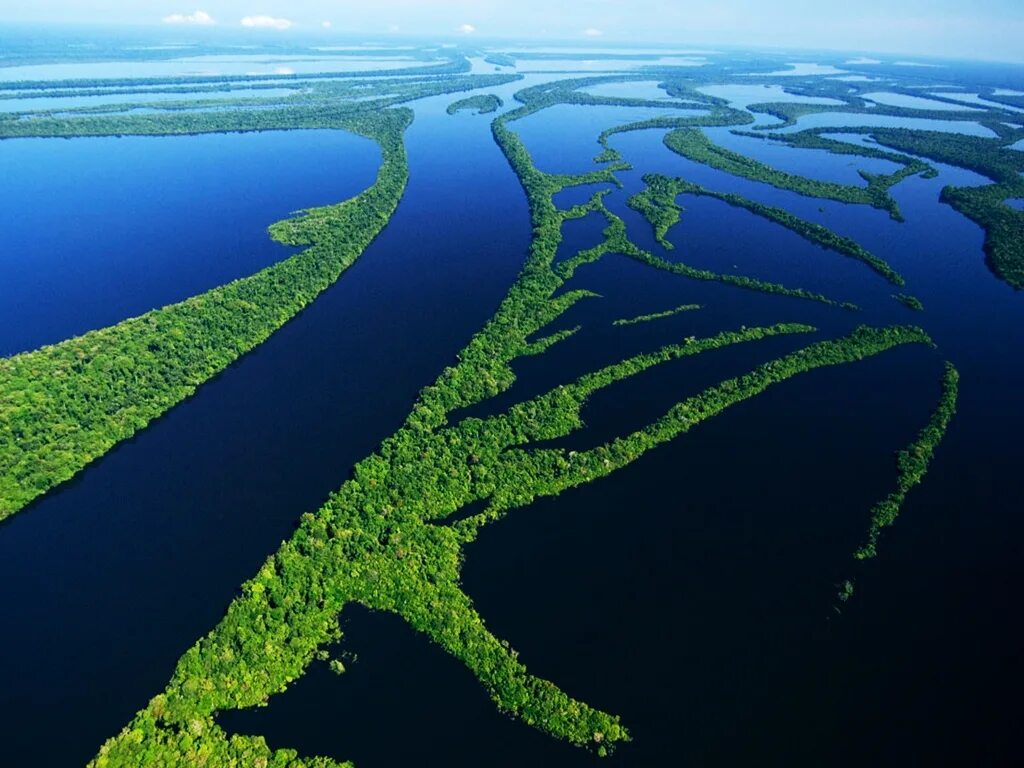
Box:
xmin=3 ymin=1 xmax=1024 ymax=63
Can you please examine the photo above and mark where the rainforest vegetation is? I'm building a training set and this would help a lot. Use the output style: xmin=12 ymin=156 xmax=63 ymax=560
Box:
xmin=87 ymin=93 xmax=937 ymax=764
xmin=1 ymin=54 xmax=992 ymax=767
xmin=853 ymin=362 xmax=959 ymax=561
xmin=613 ymin=303 xmax=702 ymax=326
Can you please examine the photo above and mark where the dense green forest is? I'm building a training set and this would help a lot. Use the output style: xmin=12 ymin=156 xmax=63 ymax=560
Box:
xmin=854 ymin=362 xmax=959 ymax=561
xmin=613 ymin=303 xmax=702 ymax=326
xmin=0 ymin=55 xmax=995 ymax=765
xmin=86 ymin=71 xmax=955 ymax=767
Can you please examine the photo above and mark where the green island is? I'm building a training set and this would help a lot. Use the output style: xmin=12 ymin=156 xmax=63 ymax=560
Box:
xmin=447 ymin=94 xmax=504 ymax=115
xmin=854 ymin=362 xmax=960 ymax=561
xmin=893 ymin=293 xmax=925 ymax=311
xmin=502 ymin=78 xmax=858 ymax=308
xmin=556 ymin=183 xmax=855 ymax=310
xmin=85 ymin=77 xmax=947 ymax=767
xmin=0 ymin=73 xmax=521 ymax=139
xmin=690 ymin=71 xmax=1024 ymax=289
xmin=613 ymin=303 xmax=702 ymax=326
xmin=838 ymin=361 xmax=959 ymax=604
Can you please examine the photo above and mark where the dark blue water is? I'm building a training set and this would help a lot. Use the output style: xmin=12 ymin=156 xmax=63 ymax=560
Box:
xmin=2 ymin=72 xmax=1023 ymax=768
xmin=775 ymin=112 xmax=998 ymax=137
xmin=0 ymin=129 xmax=378 ymax=355
xmin=512 ymin=104 xmax=706 ymax=175
xmin=705 ymin=126 xmax=904 ymax=185
xmin=0 ymin=87 xmax=299 ymax=113
xmin=220 ymin=96 xmax=1023 ymax=768
xmin=461 ymin=103 xmax=1024 ymax=768
xmin=0 ymin=90 xmax=531 ymax=766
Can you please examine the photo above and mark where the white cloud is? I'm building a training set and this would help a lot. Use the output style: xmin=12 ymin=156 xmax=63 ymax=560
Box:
xmin=162 ymin=10 xmax=215 ymax=26
xmin=456 ymin=23 xmax=476 ymax=34
xmin=321 ymin=21 xmax=332 ymax=29
xmin=845 ymin=57 xmax=882 ymax=64
xmin=240 ymin=15 xmax=293 ymax=30
xmin=583 ymin=27 xmax=604 ymax=37
xmin=387 ymin=24 xmax=401 ymax=33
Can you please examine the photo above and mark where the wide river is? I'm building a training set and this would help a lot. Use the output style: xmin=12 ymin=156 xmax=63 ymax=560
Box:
xmin=0 ymin=71 xmax=1021 ymax=767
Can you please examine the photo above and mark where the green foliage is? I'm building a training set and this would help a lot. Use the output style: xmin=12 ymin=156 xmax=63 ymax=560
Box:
xmin=0 ymin=74 xmax=521 ymax=139
xmin=446 ymin=94 xmax=504 ymax=115
xmin=853 ymin=362 xmax=959 ymax=561
xmin=613 ymin=304 xmax=701 ymax=326
xmin=2 ymin=56 xmax=472 ymax=93
xmin=837 ymin=579 xmax=855 ymax=603
xmin=0 ymin=67 xmax=968 ymax=764
xmin=484 ymin=53 xmax=516 ymax=68
xmin=627 ymin=174 xmax=687 ymax=248
xmin=86 ymin=76 xmax=941 ymax=768
xmin=593 ymin=146 xmax=622 ymax=163
xmin=893 ymin=293 xmax=925 ymax=311
xmin=91 ymin=321 xmax=932 ymax=767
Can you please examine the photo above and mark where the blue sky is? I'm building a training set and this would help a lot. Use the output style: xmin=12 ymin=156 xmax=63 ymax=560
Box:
xmin=5 ymin=1 xmax=1024 ymax=63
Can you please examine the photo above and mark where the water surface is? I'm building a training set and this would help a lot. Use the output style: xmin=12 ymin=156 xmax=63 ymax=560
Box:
xmin=0 ymin=128 xmax=378 ymax=355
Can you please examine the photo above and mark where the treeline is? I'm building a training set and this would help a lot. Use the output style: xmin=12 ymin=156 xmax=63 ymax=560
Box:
xmin=0 ymin=80 xmax=302 ymax=101
xmin=893 ymin=293 xmax=925 ymax=311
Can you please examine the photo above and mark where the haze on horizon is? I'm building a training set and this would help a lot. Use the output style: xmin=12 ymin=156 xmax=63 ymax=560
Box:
xmin=3 ymin=0 xmax=1024 ymax=64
